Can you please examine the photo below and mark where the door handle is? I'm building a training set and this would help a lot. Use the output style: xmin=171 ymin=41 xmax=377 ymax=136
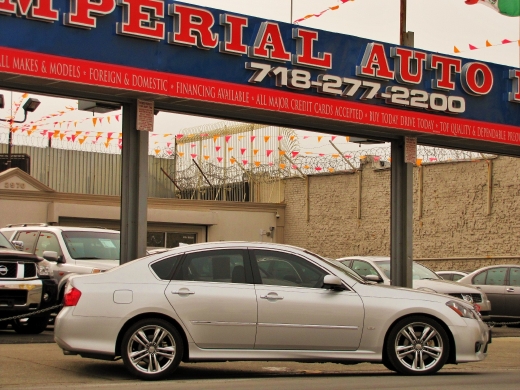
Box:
xmin=260 ymin=294 xmax=283 ymax=300
xmin=171 ymin=289 xmax=195 ymax=295
xmin=506 ymin=288 xmax=515 ymax=292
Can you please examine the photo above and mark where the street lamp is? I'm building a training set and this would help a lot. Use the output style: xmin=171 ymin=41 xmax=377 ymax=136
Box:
xmin=0 ymin=94 xmax=41 ymax=169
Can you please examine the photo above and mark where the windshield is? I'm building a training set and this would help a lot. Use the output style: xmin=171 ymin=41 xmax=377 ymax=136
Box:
xmin=62 ymin=231 xmax=120 ymax=260
xmin=376 ymin=260 xmax=440 ymax=280
xmin=0 ymin=232 xmax=14 ymax=249
xmin=304 ymin=250 xmax=366 ymax=283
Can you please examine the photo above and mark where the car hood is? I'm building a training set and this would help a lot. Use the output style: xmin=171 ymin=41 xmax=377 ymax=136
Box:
xmin=0 ymin=249 xmax=42 ymax=263
xmin=413 ymin=279 xmax=481 ymax=294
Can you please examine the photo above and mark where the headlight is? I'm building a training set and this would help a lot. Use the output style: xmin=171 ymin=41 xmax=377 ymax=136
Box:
xmin=446 ymin=300 xmax=478 ymax=319
xmin=37 ymin=263 xmax=51 ymax=277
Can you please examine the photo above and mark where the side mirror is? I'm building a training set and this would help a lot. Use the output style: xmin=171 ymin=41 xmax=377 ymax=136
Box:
xmin=364 ymin=274 xmax=384 ymax=283
xmin=43 ymin=250 xmax=64 ymax=263
xmin=323 ymin=275 xmax=345 ymax=290
xmin=11 ymin=240 xmax=24 ymax=251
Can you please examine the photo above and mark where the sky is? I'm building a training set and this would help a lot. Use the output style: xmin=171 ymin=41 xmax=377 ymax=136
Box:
xmin=1 ymin=0 xmax=519 ymax=154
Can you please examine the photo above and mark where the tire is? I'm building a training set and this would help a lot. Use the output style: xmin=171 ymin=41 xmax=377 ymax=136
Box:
xmin=11 ymin=316 xmax=50 ymax=334
xmin=121 ymin=318 xmax=183 ymax=380
xmin=385 ymin=316 xmax=449 ymax=375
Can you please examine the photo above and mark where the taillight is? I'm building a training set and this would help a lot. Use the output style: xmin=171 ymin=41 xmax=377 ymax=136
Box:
xmin=63 ymin=287 xmax=82 ymax=306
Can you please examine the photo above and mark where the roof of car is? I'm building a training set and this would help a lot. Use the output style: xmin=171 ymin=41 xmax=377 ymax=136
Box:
xmin=1 ymin=225 xmax=119 ymax=233
xmin=337 ymin=256 xmax=390 ymax=262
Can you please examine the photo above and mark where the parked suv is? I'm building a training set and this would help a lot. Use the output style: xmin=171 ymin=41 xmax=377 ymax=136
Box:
xmin=1 ymin=224 xmax=120 ymax=299
xmin=0 ymin=232 xmax=58 ymax=334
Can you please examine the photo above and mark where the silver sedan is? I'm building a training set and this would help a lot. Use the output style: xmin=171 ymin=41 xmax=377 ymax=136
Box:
xmin=54 ymin=242 xmax=490 ymax=380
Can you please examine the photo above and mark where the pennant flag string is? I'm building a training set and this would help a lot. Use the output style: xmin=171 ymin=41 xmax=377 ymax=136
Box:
xmin=453 ymin=38 xmax=520 ymax=53
xmin=294 ymin=0 xmax=354 ymax=24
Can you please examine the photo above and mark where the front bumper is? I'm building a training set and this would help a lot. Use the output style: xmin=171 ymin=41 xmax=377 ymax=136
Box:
xmin=450 ymin=317 xmax=491 ymax=363
xmin=0 ymin=279 xmax=57 ymax=314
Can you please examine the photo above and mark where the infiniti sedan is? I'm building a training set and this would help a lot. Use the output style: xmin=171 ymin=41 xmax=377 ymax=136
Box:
xmin=55 ymin=242 xmax=490 ymax=380
xmin=338 ymin=256 xmax=491 ymax=321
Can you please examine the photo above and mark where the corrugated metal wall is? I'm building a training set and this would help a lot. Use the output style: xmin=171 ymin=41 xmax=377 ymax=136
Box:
xmin=0 ymin=144 xmax=177 ymax=197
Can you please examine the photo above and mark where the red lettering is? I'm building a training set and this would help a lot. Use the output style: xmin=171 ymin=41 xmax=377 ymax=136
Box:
xmin=508 ymin=69 xmax=520 ymax=103
xmin=356 ymin=43 xmax=394 ymax=80
xmin=292 ymin=28 xmax=331 ymax=69
xmin=391 ymin=47 xmax=426 ymax=85
xmin=249 ymin=22 xmax=290 ymax=62
xmin=461 ymin=62 xmax=493 ymax=96
xmin=169 ymin=4 xmax=218 ymax=49
xmin=219 ymin=14 xmax=247 ymax=55
xmin=64 ymin=0 xmax=116 ymax=29
xmin=0 ymin=0 xmax=58 ymax=21
xmin=117 ymin=0 xmax=164 ymax=41
xmin=428 ymin=54 xmax=461 ymax=91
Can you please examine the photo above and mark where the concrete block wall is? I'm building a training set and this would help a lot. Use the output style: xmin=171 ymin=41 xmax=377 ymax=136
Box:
xmin=283 ymin=156 xmax=520 ymax=271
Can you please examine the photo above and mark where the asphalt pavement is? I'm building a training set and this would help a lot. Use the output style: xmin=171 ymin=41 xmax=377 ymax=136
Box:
xmin=0 ymin=324 xmax=519 ymax=389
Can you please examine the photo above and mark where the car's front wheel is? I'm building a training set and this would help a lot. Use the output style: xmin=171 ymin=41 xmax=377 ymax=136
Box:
xmin=121 ymin=318 xmax=183 ymax=380
xmin=386 ymin=316 xmax=449 ymax=375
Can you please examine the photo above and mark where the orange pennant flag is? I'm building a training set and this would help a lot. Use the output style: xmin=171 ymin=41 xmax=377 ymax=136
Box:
xmin=228 ymin=147 xmax=233 ymax=152
xmin=254 ymin=161 xmax=261 ymax=167
xmin=279 ymin=150 xmax=285 ymax=155
xmin=253 ymin=149 xmax=259 ymax=155
xmin=264 ymin=136 xmax=270 ymax=142
xmin=230 ymin=158 xmax=236 ymax=164
xmin=279 ymin=163 xmax=286 ymax=169
xmin=178 ymin=152 xmax=184 ymax=157
xmin=154 ymin=149 xmax=161 ymax=155
xmin=454 ymin=46 xmax=460 ymax=53
xmin=79 ymin=136 xmax=87 ymax=145
xmin=92 ymin=118 xmax=98 ymax=126
xmin=486 ymin=40 xmax=493 ymax=47
xmin=213 ymin=135 xmax=219 ymax=142
xmin=203 ymin=155 xmax=210 ymax=160
xmin=317 ymin=136 xmax=323 ymax=142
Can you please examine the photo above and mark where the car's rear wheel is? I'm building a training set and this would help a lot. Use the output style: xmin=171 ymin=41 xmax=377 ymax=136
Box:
xmin=386 ymin=316 xmax=449 ymax=375
xmin=11 ymin=315 xmax=50 ymax=334
xmin=121 ymin=318 xmax=183 ymax=380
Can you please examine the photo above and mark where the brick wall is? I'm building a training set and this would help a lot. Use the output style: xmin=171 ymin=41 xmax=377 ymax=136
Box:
xmin=283 ymin=156 xmax=520 ymax=271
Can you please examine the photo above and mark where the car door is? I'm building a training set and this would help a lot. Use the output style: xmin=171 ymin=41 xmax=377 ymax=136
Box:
xmin=471 ymin=267 xmax=507 ymax=317
xmin=251 ymin=249 xmax=364 ymax=351
xmin=505 ymin=267 xmax=520 ymax=319
xmin=165 ymin=248 xmax=257 ymax=349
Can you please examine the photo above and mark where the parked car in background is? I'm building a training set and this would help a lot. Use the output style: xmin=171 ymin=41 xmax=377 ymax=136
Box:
xmin=457 ymin=265 xmax=520 ymax=326
xmin=0 ymin=232 xmax=58 ymax=334
xmin=55 ymin=242 xmax=490 ymax=379
xmin=337 ymin=256 xmax=492 ymax=321
xmin=1 ymin=224 xmax=120 ymax=299
xmin=436 ymin=271 xmax=469 ymax=282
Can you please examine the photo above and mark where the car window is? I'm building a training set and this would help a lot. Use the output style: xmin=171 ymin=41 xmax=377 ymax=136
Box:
xmin=509 ymin=267 xmax=520 ymax=287
xmin=15 ymin=231 xmax=40 ymax=253
xmin=62 ymin=231 xmax=120 ymax=260
xmin=473 ymin=270 xmax=487 ymax=285
xmin=173 ymin=249 xmax=248 ymax=284
xmin=251 ymin=249 xmax=327 ymax=288
xmin=452 ymin=273 xmax=464 ymax=282
xmin=351 ymin=260 xmax=379 ymax=277
xmin=474 ymin=267 xmax=507 ymax=285
xmin=0 ymin=232 xmax=13 ymax=249
xmin=150 ymin=255 xmax=182 ymax=280
xmin=34 ymin=232 xmax=62 ymax=257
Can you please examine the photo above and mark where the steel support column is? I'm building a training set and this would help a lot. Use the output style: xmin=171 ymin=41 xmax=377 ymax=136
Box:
xmin=390 ymin=139 xmax=413 ymax=288
xmin=120 ymin=101 xmax=149 ymax=264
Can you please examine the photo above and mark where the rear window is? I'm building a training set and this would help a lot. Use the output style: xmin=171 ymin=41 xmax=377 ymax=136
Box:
xmin=62 ymin=231 xmax=120 ymax=260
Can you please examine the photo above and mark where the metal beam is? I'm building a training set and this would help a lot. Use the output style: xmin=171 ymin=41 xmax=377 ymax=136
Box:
xmin=120 ymin=101 xmax=149 ymax=264
xmin=390 ymin=139 xmax=413 ymax=288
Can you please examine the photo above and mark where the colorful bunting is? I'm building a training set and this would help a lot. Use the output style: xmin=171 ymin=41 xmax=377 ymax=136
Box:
xmin=294 ymin=0 xmax=353 ymax=24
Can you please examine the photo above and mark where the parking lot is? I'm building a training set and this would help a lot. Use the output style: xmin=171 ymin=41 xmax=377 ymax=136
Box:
xmin=1 ymin=324 xmax=519 ymax=390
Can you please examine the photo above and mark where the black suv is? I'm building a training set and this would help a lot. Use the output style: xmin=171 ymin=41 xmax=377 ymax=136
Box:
xmin=0 ymin=232 xmax=58 ymax=334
